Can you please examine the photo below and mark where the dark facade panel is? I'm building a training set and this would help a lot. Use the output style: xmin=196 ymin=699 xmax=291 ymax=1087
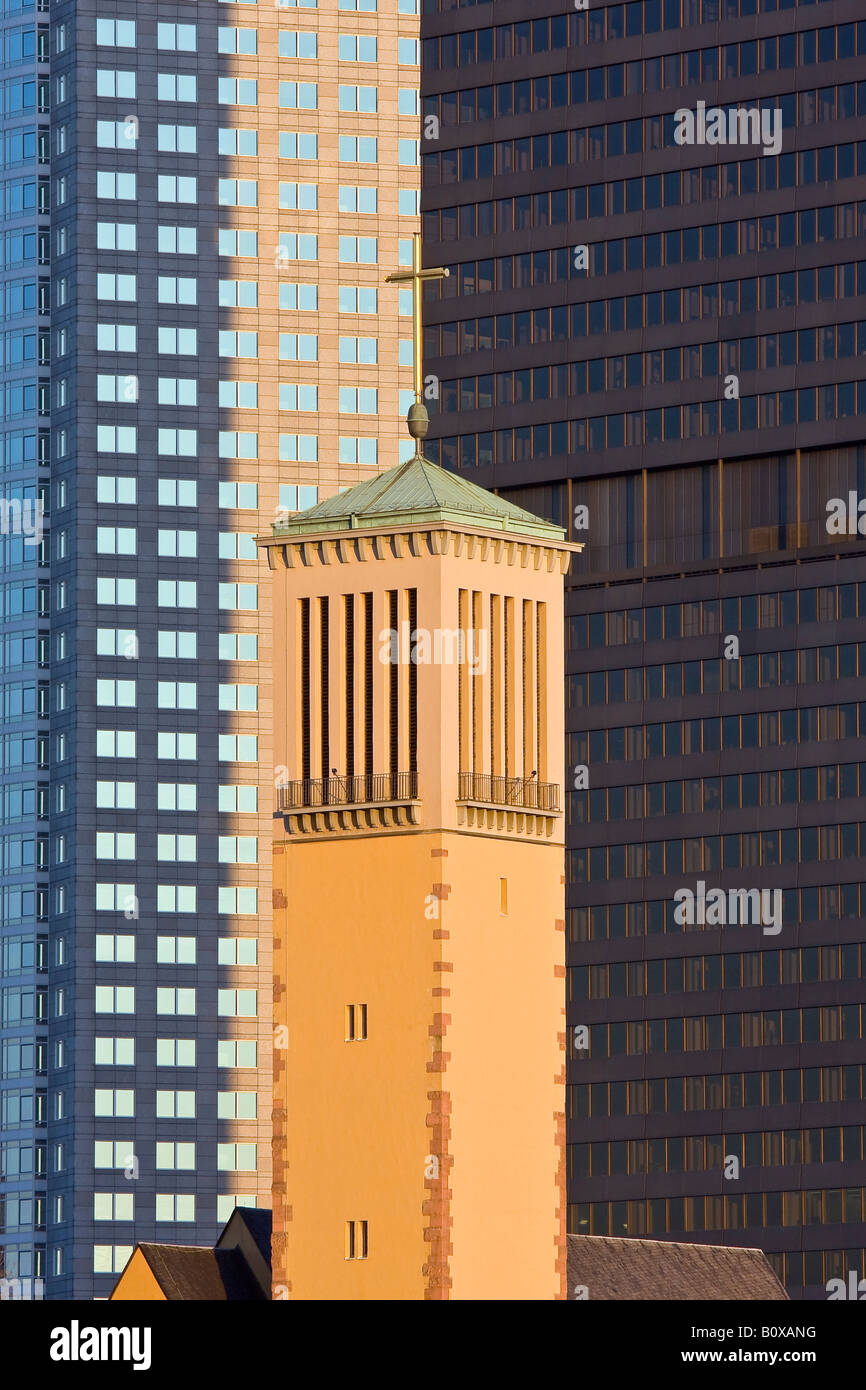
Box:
xmin=422 ymin=0 xmax=866 ymax=1297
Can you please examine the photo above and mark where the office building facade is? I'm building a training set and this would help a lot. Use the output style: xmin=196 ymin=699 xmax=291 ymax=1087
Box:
xmin=0 ymin=0 xmax=420 ymax=1298
xmin=422 ymin=0 xmax=866 ymax=1297
xmin=0 ymin=0 xmax=50 ymax=1298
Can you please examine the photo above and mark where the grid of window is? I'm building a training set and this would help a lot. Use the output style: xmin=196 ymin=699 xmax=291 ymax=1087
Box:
xmin=573 ymin=762 xmax=866 ymax=825
xmin=423 ymin=75 xmax=865 ymax=146
xmin=426 ymin=255 xmax=866 ymax=362
xmin=429 ymin=203 xmax=866 ymax=276
xmin=570 ymin=1063 xmax=866 ymax=1120
xmin=571 ymin=821 xmax=866 ymax=883
xmin=422 ymin=3 xmax=838 ymax=55
xmin=570 ymin=699 xmax=866 ymax=765
xmin=570 ymin=1188 xmax=866 ymax=1239
xmin=569 ymin=640 xmax=866 ymax=710
xmin=30 ymin=0 xmax=421 ymax=1299
xmin=568 ymin=882 xmax=866 ymax=942
xmin=442 ymin=319 xmax=866 ymax=419
xmin=572 ymin=1123 xmax=866 ymax=1180
xmin=578 ymin=1004 xmax=863 ymax=1059
xmin=773 ymin=1249 xmax=866 ymax=1293
xmin=571 ymin=945 xmax=865 ymax=1002
xmin=429 ymin=138 xmax=866 ymax=228
xmin=570 ymin=582 xmax=866 ymax=648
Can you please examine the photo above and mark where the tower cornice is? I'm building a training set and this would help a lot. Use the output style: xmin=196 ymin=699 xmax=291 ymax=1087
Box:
xmin=259 ymin=521 xmax=581 ymax=574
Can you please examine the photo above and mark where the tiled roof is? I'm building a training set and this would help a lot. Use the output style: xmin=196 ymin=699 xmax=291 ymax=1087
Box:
xmin=229 ymin=1206 xmax=272 ymax=1267
xmin=566 ymin=1235 xmax=789 ymax=1301
xmin=271 ymin=453 xmax=566 ymax=540
xmin=135 ymin=1244 xmax=268 ymax=1301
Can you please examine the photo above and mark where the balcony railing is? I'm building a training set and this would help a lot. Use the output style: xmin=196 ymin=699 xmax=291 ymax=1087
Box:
xmin=457 ymin=772 xmax=560 ymax=811
xmin=277 ymin=771 xmax=418 ymax=812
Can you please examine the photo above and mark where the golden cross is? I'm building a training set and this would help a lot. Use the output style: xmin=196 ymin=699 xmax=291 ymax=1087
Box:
xmin=386 ymin=232 xmax=450 ymax=405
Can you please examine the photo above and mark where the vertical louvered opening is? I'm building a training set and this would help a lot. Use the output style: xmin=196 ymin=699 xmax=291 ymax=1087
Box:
xmin=457 ymin=589 xmax=464 ymax=774
xmin=522 ymin=599 xmax=532 ymax=778
xmin=320 ymin=596 xmax=329 ymax=787
xmin=300 ymin=597 xmax=311 ymax=782
xmin=364 ymin=592 xmax=373 ymax=792
xmin=388 ymin=590 xmax=399 ymax=789
xmin=472 ymin=590 xmax=482 ymax=773
xmin=504 ymin=596 xmax=511 ymax=778
xmin=344 ymin=593 xmax=355 ymax=780
xmin=489 ymin=593 xmax=495 ymax=777
xmin=408 ymin=588 xmax=417 ymax=777
xmin=536 ymin=600 xmax=546 ymax=779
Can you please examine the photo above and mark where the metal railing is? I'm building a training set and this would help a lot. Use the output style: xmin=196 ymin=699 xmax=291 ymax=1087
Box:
xmin=457 ymin=772 xmax=560 ymax=811
xmin=277 ymin=771 xmax=418 ymax=812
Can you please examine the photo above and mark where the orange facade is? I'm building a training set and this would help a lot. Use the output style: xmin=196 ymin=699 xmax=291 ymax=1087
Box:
xmin=110 ymin=1250 xmax=167 ymax=1302
xmin=265 ymin=494 xmax=573 ymax=1298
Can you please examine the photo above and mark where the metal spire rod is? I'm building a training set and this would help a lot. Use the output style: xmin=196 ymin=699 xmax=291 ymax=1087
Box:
xmin=386 ymin=232 xmax=450 ymax=406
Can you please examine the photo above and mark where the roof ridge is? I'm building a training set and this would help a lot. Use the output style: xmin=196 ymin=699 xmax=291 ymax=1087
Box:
xmin=413 ymin=455 xmax=446 ymax=506
xmin=358 ymin=455 xmax=420 ymax=511
xmin=269 ymin=451 xmax=567 ymax=540
xmin=139 ymin=1242 xmax=211 ymax=1252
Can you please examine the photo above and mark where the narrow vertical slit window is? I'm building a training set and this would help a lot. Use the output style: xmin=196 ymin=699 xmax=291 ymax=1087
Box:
xmin=522 ymin=600 xmax=532 ymax=778
xmin=408 ymin=588 xmax=418 ymax=784
xmin=489 ymin=593 xmax=496 ymax=779
xmin=344 ymin=1004 xmax=368 ymax=1041
xmin=345 ymin=594 xmax=355 ymax=781
xmin=504 ymin=596 xmax=513 ymax=779
xmin=458 ymin=586 xmax=469 ymax=783
xmin=458 ymin=589 xmax=467 ymax=778
xmin=388 ymin=590 xmax=399 ymax=791
xmin=300 ymin=598 xmax=311 ymax=783
xmin=364 ymin=592 xmax=373 ymax=794
xmin=536 ymin=601 xmax=547 ymax=780
xmin=472 ymin=590 xmax=483 ymax=773
xmin=345 ymin=1219 xmax=368 ymax=1259
xmin=320 ymin=596 xmax=329 ymax=790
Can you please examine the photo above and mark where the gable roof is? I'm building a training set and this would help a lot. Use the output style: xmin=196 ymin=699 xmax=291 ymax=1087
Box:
xmin=566 ymin=1235 xmax=788 ymax=1301
xmin=271 ymin=453 xmax=567 ymax=541
xmin=223 ymin=1206 xmax=272 ymax=1267
xmin=134 ymin=1243 xmax=268 ymax=1301
xmin=214 ymin=1206 xmax=272 ymax=1297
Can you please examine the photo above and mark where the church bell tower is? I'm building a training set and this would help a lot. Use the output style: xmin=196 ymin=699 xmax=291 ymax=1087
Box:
xmin=261 ymin=234 xmax=579 ymax=1299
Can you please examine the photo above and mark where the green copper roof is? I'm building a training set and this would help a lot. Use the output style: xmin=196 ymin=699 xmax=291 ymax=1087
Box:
xmin=271 ymin=453 xmax=566 ymax=541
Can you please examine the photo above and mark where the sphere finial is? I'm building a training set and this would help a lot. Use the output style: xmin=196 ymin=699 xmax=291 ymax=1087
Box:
xmin=407 ymin=401 xmax=429 ymax=443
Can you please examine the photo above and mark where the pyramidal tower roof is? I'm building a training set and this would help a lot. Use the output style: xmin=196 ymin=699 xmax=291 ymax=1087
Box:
xmin=272 ymin=452 xmax=566 ymax=541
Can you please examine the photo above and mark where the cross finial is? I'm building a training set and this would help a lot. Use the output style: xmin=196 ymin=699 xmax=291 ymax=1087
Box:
xmin=386 ymin=231 xmax=449 ymax=446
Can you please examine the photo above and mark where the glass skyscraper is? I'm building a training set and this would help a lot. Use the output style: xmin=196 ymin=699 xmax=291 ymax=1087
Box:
xmin=0 ymin=0 xmax=49 ymax=1298
xmin=422 ymin=0 xmax=866 ymax=1297
xmin=1 ymin=0 xmax=420 ymax=1299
